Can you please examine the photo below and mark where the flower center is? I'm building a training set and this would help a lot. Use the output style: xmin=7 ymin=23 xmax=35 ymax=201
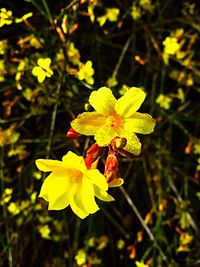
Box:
xmin=70 ymin=169 xmax=83 ymax=183
xmin=106 ymin=114 xmax=122 ymax=129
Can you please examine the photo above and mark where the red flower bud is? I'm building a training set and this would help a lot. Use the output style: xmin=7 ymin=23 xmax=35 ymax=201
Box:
xmin=110 ymin=136 xmax=127 ymax=151
xmin=66 ymin=128 xmax=81 ymax=138
xmin=84 ymin=143 xmax=105 ymax=169
xmin=104 ymin=150 xmax=120 ymax=183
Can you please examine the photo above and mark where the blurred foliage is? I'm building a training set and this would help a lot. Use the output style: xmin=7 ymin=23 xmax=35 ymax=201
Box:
xmin=0 ymin=0 xmax=200 ymax=266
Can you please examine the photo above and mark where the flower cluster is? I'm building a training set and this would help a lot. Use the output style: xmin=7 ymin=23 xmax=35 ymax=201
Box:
xmin=36 ymin=87 xmax=155 ymax=219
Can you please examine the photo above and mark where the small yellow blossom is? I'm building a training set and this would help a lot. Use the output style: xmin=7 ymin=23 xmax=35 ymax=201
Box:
xmin=117 ymin=239 xmax=125 ymax=249
xmin=88 ymin=6 xmax=95 ymax=23
xmin=33 ymin=171 xmax=42 ymax=180
xmin=177 ymin=88 xmax=185 ymax=103
xmin=0 ymin=39 xmax=7 ymax=55
xmin=7 ymin=202 xmax=20 ymax=215
xmin=107 ymin=76 xmax=118 ymax=87
xmin=77 ymin=60 xmax=94 ymax=85
xmin=1 ymin=188 xmax=13 ymax=204
xmin=97 ymin=235 xmax=108 ymax=250
xmin=139 ymin=0 xmax=154 ymax=12
xmin=97 ymin=8 xmax=119 ymax=26
xmin=106 ymin=8 xmax=119 ymax=22
xmin=71 ymin=87 xmax=155 ymax=156
xmin=36 ymin=151 xmax=114 ymax=219
xmin=131 ymin=6 xmax=142 ymax=20
xmin=163 ymin=37 xmax=179 ymax=55
xmin=0 ymin=126 xmax=20 ymax=147
xmin=75 ymin=249 xmax=87 ymax=265
xmin=32 ymin=58 xmax=53 ymax=83
xmin=0 ymin=8 xmax=13 ymax=28
xmin=0 ymin=59 xmax=6 ymax=82
xmin=156 ymin=94 xmax=172 ymax=110
xmin=135 ymin=261 xmax=149 ymax=267
xmin=194 ymin=142 xmax=200 ymax=154
xmin=67 ymin=42 xmax=81 ymax=65
xmin=38 ymin=224 xmax=51 ymax=239
xmin=29 ymin=35 xmax=42 ymax=49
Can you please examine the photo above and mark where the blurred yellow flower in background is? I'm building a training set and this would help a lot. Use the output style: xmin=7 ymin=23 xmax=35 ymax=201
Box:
xmin=32 ymin=58 xmax=53 ymax=83
xmin=0 ymin=8 xmax=13 ymax=28
xmin=36 ymin=151 xmax=114 ymax=219
xmin=77 ymin=60 xmax=94 ymax=85
xmin=71 ymin=87 xmax=155 ymax=156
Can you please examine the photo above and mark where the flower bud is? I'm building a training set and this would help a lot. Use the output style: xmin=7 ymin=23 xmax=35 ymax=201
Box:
xmin=84 ymin=143 xmax=105 ymax=169
xmin=110 ymin=136 xmax=127 ymax=151
xmin=66 ymin=127 xmax=81 ymax=138
xmin=104 ymin=150 xmax=120 ymax=183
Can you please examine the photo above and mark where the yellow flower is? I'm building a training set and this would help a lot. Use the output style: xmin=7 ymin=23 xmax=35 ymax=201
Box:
xmin=156 ymin=94 xmax=172 ymax=110
xmin=135 ymin=261 xmax=149 ymax=267
xmin=97 ymin=8 xmax=119 ymax=26
xmin=32 ymin=58 xmax=53 ymax=83
xmin=36 ymin=151 xmax=114 ymax=219
xmin=163 ymin=36 xmax=179 ymax=55
xmin=71 ymin=87 xmax=155 ymax=156
xmin=131 ymin=6 xmax=142 ymax=21
xmin=106 ymin=8 xmax=120 ymax=22
xmin=38 ymin=224 xmax=51 ymax=239
xmin=0 ymin=8 xmax=13 ymax=28
xmin=77 ymin=60 xmax=94 ymax=85
xmin=75 ymin=249 xmax=87 ymax=265
xmin=67 ymin=42 xmax=81 ymax=65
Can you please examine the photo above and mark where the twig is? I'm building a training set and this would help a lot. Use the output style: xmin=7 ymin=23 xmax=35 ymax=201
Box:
xmin=120 ymin=186 xmax=168 ymax=262
xmin=111 ymin=35 xmax=133 ymax=79
xmin=46 ymin=83 xmax=61 ymax=158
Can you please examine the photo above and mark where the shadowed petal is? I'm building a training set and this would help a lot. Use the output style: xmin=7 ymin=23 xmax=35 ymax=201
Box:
xmin=121 ymin=131 xmax=142 ymax=156
xmin=108 ymin=178 xmax=124 ymax=187
xmin=70 ymin=190 xmax=90 ymax=219
xmin=94 ymin=185 xmax=115 ymax=202
xmin=124 ymin=112 xmax=156 ymax=134
xmin=48 ymin=184 xmax=77 ymax=210
xmin=86 ymin=169 xmax=108 ymax=190
xmin=71 ymin=111 xmax=105 ymax=135
xmin=115 ymin=87 xmax=146 ymax=118
xmin=80 ymin=178 xmax=99 ymax=214
xmin=89 ymin=87 xmax=117 ymax=115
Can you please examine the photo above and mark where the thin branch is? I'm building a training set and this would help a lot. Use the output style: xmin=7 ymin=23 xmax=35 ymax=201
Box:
xmin=120 ymin=186 xmax=168 ymax=262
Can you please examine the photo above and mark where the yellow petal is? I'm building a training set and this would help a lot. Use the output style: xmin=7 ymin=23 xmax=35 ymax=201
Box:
xmin=36 ymin=159 xmax=64 ymax=172
xmin=80 ymin=178 xmax=99 ymax=214
xmin=32 ymin=66 xmax=42 ymax=76
xmin=39 ymin=171 xmax=73 ymax=207
xmin=70 ymin=190 xmax=90 ymax=219
xmin=95 ymin=124 xmax=117 ymax=146
xmin=89 ymin=87 xmax=117 ymax=115
xmin=38 ymin=58 xmax=51 ymax=69
xmin=94 ymin=185 xmax=115 ymax=202
xmin=71 ymin=111 xmax=105 ymax=136
xmin=123 ymin=112 xmax=156 ymax=134
xmin=62 ymin=151 xmax=87 ymax=173
xmin=108 ymin=178 xmax=124 ymax=187
xmin=86 ymin=169 xmax=108 ymax=190
xmin=115 ymin=87 xmax=146 ymax=118
xmin=122 ymin=131 xmax=141 ymax=156
xmin=48 ymin=183 xmax=77 ymax=210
